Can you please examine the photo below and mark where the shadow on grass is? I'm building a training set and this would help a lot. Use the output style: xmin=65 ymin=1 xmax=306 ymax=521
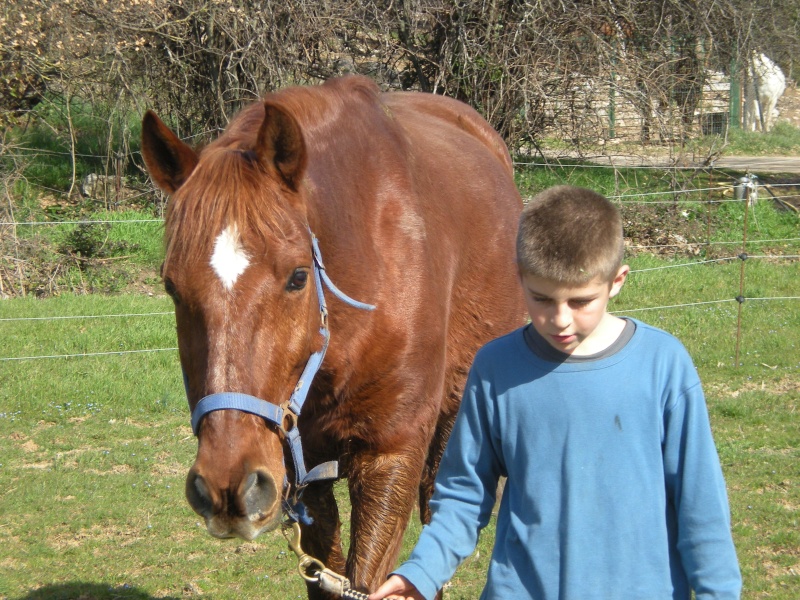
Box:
xmin=13 ymin=582 xmax=180 ymax=600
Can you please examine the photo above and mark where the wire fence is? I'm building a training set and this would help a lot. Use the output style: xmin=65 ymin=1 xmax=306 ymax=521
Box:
xmin=1 ymin=157 xmax=798 ymax=367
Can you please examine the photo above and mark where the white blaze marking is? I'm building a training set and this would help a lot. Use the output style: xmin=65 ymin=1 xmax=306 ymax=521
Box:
xmin=210 ymin=225 xmax=250 ymax=290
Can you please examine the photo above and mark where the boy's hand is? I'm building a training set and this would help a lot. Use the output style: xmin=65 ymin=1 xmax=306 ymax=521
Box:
xmin=368 ymin=574 xmax=425 ymax=600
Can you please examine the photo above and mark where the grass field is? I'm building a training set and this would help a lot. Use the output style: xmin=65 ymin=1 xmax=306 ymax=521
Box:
xmin=1 ymin=251 xmax=798 ymax=599
xmin=1 ymin=150 xmax=799 ymax=598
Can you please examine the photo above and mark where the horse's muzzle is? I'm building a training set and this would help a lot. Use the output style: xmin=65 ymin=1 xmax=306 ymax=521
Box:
xmin=185 ymin=466 xmax=283 ymax=540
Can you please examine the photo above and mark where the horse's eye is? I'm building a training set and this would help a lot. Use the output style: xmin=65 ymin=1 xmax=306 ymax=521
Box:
xmin=164 ymin=278 xmax=180 ymax=303
xmin=287 ymin=269 xmax=309 ymax=291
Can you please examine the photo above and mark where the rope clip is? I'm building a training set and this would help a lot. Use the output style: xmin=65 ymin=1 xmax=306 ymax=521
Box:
xmin=282 ymin=521 xmax=370 ymax=599
xmin=286 ymin=521 xmax=325 ymax=583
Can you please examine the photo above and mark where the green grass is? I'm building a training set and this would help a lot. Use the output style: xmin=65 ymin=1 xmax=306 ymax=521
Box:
xmin=716 ymin=122 xmax=800 ymax=156
xmin=6 ymin=94 xmax=143 ymax=191
xmin=4 ymin=208 xmax=164 ymax=296
xmin=1 ymin=133 xmax=798 ymax=597
xmin=536 ymin=121 xmax=800 ymax=159
xmin=1 ymin=248 xmax=798 ymax=599
xmin=512 ymin=156 xmax=708 ymax=200
xmin=514 ymin=155 xmax=718 ymax=205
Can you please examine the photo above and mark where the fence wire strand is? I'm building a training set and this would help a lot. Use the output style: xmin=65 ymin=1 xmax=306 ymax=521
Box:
xmin=0 ymin=312 xmax=173 ymax=322
xmin=3 ymin=158 xmax=797 ymax=364
xmin=0 ymin=218 xmax=163 ymax=226
xmin=0 ymin=348 xmax=178 ymax=362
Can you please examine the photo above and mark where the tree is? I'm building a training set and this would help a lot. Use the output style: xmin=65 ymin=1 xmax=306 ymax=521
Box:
xmin=3 ymin=0 xmax=798 ymax=152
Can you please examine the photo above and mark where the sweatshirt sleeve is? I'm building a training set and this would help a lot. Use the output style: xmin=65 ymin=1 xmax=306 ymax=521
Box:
xmin=662 ymin=368 xmax=742 ymax=599
xmin=393 ymin=367 xmax=503 ymax=600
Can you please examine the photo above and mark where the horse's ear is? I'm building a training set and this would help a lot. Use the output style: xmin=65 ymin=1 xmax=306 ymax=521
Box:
xmin=141 ymin=110 xmax=199 ymax=194
xmin=256 ymin=102 xmax=307 ymax=191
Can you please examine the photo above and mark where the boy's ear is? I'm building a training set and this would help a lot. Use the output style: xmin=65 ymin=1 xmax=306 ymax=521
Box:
xmin=609 ymin=265 xmax=630 ymax=298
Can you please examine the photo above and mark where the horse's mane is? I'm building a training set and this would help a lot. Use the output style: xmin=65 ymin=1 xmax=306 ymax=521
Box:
xmin=163 ymin=142 xmax=295 ymax=267
xmin=163 ymin=76 xmax=382 ymax=266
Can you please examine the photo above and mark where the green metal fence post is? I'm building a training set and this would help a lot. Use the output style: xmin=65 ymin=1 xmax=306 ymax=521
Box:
xmin=729 ymin=58 xmax=741 ymax=129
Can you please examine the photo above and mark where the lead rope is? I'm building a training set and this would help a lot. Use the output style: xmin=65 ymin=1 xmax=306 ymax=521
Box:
xmin=284 ymin=521 xmax=370 ymax=600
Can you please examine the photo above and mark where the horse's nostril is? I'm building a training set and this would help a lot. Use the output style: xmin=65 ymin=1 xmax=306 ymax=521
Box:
xmin=241 ymin=470 xmax=279 ymax=518
xmin=186 ymin=471 xmax=214 ymax=517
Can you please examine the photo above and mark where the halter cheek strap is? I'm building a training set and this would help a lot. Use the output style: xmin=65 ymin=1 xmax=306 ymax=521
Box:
xmin=186 ymin=230 xmax=375 ymax=489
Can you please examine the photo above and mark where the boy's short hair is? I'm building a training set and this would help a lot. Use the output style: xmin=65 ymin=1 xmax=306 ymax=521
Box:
xmin=517 ymin=185 xmax=624 ymax=283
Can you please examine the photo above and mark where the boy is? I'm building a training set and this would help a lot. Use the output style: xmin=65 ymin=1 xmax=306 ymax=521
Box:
xmin=369 ymin=186 xmax=741 ymax=600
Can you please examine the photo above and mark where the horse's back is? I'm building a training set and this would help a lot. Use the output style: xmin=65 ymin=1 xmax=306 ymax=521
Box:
xmin=270 ymin=75 xmax=519 ymax=226
xmin=383 ymin=90 xmax=514 ymax=178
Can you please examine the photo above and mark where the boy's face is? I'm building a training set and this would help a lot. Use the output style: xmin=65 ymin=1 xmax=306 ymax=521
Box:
xmin=520 ymin=267 xmax=629 ymax=356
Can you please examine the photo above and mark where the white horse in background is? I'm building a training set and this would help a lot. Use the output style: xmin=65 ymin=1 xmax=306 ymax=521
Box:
xmin=743 ymin=53 xmax=786 ymax=132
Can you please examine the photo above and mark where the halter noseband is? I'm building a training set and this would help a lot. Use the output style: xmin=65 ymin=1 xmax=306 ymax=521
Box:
xmin=186 ymin=231 xmax=375 ymax=490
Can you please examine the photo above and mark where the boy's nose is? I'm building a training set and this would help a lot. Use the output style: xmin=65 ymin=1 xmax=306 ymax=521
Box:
xmin=551 ymin=303 xmax=572 ymax=329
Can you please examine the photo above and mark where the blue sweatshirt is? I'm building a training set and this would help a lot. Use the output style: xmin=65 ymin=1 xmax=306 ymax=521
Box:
xmin=395 ymin=320 xmax=741 ymax=599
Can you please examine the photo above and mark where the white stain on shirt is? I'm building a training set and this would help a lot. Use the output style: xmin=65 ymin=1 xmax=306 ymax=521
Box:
xmin=210 ymin=225 xmax=250 ymax=290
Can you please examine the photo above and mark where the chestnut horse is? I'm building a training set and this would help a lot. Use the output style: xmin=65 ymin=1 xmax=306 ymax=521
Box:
xmin=141 ymin=75 xmax=525 ymax=597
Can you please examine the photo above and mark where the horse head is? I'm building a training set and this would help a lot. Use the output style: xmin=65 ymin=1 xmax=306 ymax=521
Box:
xmin=141 ymin=102 xmax=323 ymax=540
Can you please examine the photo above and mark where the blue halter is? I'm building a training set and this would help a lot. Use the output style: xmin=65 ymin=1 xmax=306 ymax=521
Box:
xmin=187 ymin=231 xmax=375 ymax=490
